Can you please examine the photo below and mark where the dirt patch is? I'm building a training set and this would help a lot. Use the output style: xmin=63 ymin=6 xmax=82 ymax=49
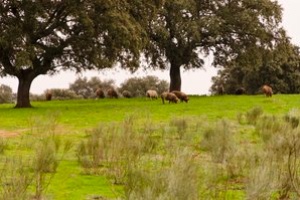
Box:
xmin=0 ymin=130 xmax=19 ymax=138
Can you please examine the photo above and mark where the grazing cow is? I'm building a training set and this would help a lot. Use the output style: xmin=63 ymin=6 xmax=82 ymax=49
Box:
xmin=107 ymin=88 xmax=118 ymax=98
xmin=161 ymin=92 xmax=179 ymax=104
xmin=262 ymin=85 xmax=273 ymax=97
xmin=95 ymin=88 xmax=105 ymax=99
xmin=171 ymin=90 xmax=189 ymax=103
xmin=122 ymin=90 xmax=132 ymax=98
xmin=146 ymin=89 xmax=158 ymax=100
xmin=45 ymin=90 xmax=52 ymax=101
xmin=235 ymin=87 xmax=245 ymax=95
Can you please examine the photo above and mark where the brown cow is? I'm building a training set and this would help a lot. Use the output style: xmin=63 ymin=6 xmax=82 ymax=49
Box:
xmin=171 ymin=90 xmax=189 ymax=103
xmin=161 ymin=92 xmax=179 ymax=104
xmin=107 ymin=88 xmax=118 ymax=98
xmin=262 ymin=85 xmax=273 ymax=97
xmin=45 ymin=90 xmax=52 ymax=101
xmin=95 ymin=88 xmax=105 ymax=99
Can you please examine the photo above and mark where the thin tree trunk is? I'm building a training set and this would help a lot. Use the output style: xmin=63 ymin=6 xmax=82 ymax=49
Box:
xmin=169 ymin=63 xmax=181 ymax=92
xmin=15 ymin=72 xmax=35 ymax=108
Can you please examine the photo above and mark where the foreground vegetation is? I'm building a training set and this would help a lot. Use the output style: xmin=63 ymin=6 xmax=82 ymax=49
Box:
xmin=1 ymin=95 xmax=300 ymax=199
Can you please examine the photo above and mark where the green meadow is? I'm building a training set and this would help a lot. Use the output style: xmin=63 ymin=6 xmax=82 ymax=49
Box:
xmin=1 ymin=94 xmax=300 ymax=199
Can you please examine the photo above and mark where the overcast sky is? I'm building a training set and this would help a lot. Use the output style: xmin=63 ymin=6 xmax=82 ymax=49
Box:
xmin=1 ymin=0 xmax=299 ymax=95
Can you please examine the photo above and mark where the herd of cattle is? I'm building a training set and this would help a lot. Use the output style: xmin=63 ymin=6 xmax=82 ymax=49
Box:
xmin=95 ymin=88 xmax=190 ymax=104
xmin=45 ymin=84 xmax=273 ymax=102
xmin=146 ymin=89 xmax=189 ymax=104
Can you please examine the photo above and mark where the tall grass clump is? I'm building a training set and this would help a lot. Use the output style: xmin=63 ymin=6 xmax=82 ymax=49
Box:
xmin=246 ymin=111 xmax=300 ymax=199
xmin=26 ymin=111 xmax=61 ymax=136
xmin=200 ymin=119 xmax=236 ymax=163
xmin=255 ymin=115 xmax=284 ymax=142
xmin=0 ymin=138 xmax=8 ymax=154
xmin=77 ymin=115 xmax=157 ymax=184
xmin=284 ymin=109 xmax=300 ymax=128
xmin=0 ymin=157 xmax=33 ymax=200
xmin=169 ymin=117 xmax=188 ymax=139
xmin=245 ymin=106 xmax=263 ymax=125
xmin=199 ymin=118 xmax=254 ymax=198
xmin=124 ymin=148 xmax=200 ymax=200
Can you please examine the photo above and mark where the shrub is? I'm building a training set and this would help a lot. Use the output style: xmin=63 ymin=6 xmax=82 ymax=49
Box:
xmin=30 ymin=93 xmax=45 ymax=101
xmin=48 ymin=88 xmax=80 ymax=100
xmin=124 ymin=148 xmax=200 ymax=200
xmin=245 ymin=106 xmax=263 ymax=125
xmin=200 ymin=119 xmax=236 ymax=163
xmin=69 ymin=77 xmax=115 ymax=99
xmin=284 ymin=109 xmax=300 ymax=128
xmin=119 ymin=75 xmax=169 ymax=97
xmin=247 ymin=113 xmax=300 ymax=199
xmin=0 ymin=157 xmax=33 ymax=200
xmin=170 ymin=117 xmax=188 ymax=139
xmin=0 ymin=84 xmax=13 ymax=103
xmin=77 ymin=115 xmax=156 ymax=184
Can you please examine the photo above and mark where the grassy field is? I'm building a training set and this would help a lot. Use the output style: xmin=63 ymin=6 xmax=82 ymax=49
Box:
xmin=1 ymin=94 xmax=300 ymax=199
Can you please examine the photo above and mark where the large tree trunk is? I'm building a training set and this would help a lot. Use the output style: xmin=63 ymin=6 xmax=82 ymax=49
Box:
xmin=15 ymin=71 xmax=36 ymax=108
xmin=169 ymin=63 xmax=181 ymax=92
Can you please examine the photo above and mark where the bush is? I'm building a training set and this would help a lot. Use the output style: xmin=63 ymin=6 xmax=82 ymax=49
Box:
xmin=0 ymin=84 xmax=13 ymax=103
xmin=247 ymin=112 xmax=300 ymax=199
xmin=125 ymin=148 xmax=200 ymax=200
xmin=77 ymin=115 xmax=155 ymax=184
xmin=200 ymin=119 xmax=236 ymax=163
xmin=245 ymin=106 xmax=263 ymax=125
xmin=48 ymin=89 xmax=80 ymax=100
xmin=119 ymin=75 xmax=169 ymax=97
xmin=69 ymin=77 xmax=115 ymax=99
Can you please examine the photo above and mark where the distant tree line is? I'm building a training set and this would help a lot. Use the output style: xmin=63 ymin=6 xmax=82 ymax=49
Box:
xmin=25 ymin=75 xmax=167 ymax=101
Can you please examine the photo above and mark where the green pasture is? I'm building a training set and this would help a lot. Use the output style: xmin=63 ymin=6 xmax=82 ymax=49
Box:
xmin=1 ymin=94 xmax=298 ymax=130
xmin=0 ymin=94 xmax=300 ymax=199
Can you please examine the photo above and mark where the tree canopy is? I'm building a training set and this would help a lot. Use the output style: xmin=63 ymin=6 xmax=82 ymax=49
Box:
xmin=143 ymin=0 xmax=284 ymax=91
xmin=210 ymin=34 xmax=300 ymax=95
xmin=0 ymin=0 xmax=161 ymax=107
xmin=0 ymin=0 xmax=289 ymax=107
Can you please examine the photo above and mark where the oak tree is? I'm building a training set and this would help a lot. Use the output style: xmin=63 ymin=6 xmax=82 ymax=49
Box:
xmin=144 ymin=0 xmax=283 ymax=91
xmin=0 ymin=0 xmax=159 ymax=107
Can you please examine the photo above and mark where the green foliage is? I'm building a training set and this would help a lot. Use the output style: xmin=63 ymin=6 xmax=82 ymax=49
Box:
xmin=0 ymin=1 xmax=160 ymax=107
xmin=48 ymin=89 xmax=80 ymax=100
xmin=125 ymin=148 xmax=200 ymax=200
xmin=146 ymin=0 xmax=283 ymax=90
xmin=77 ymin=115 xmax=157 ymax=184
xmin=245 ymin=106 xmax=264 ymax=125
xmin=170 ymin=117 xmax=188 ymax=139
xmin=0 ymin=157 xmax=33 ymax=200
xmin=211 ymin=35 xmax=300 ymax=95
xmin=119 ymin=75 xmax=169 ymax=97
xmin=0 ymin=84 xmax=13 ymax=103
xmin=200 ymin=119 xmax=236 ymax=163
xmin=69 ymin=77 xmax=115 ymax=99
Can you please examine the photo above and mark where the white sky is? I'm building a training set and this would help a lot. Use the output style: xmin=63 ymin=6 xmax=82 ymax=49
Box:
xmin=1 ymin=0 xmax=299 ymax=95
